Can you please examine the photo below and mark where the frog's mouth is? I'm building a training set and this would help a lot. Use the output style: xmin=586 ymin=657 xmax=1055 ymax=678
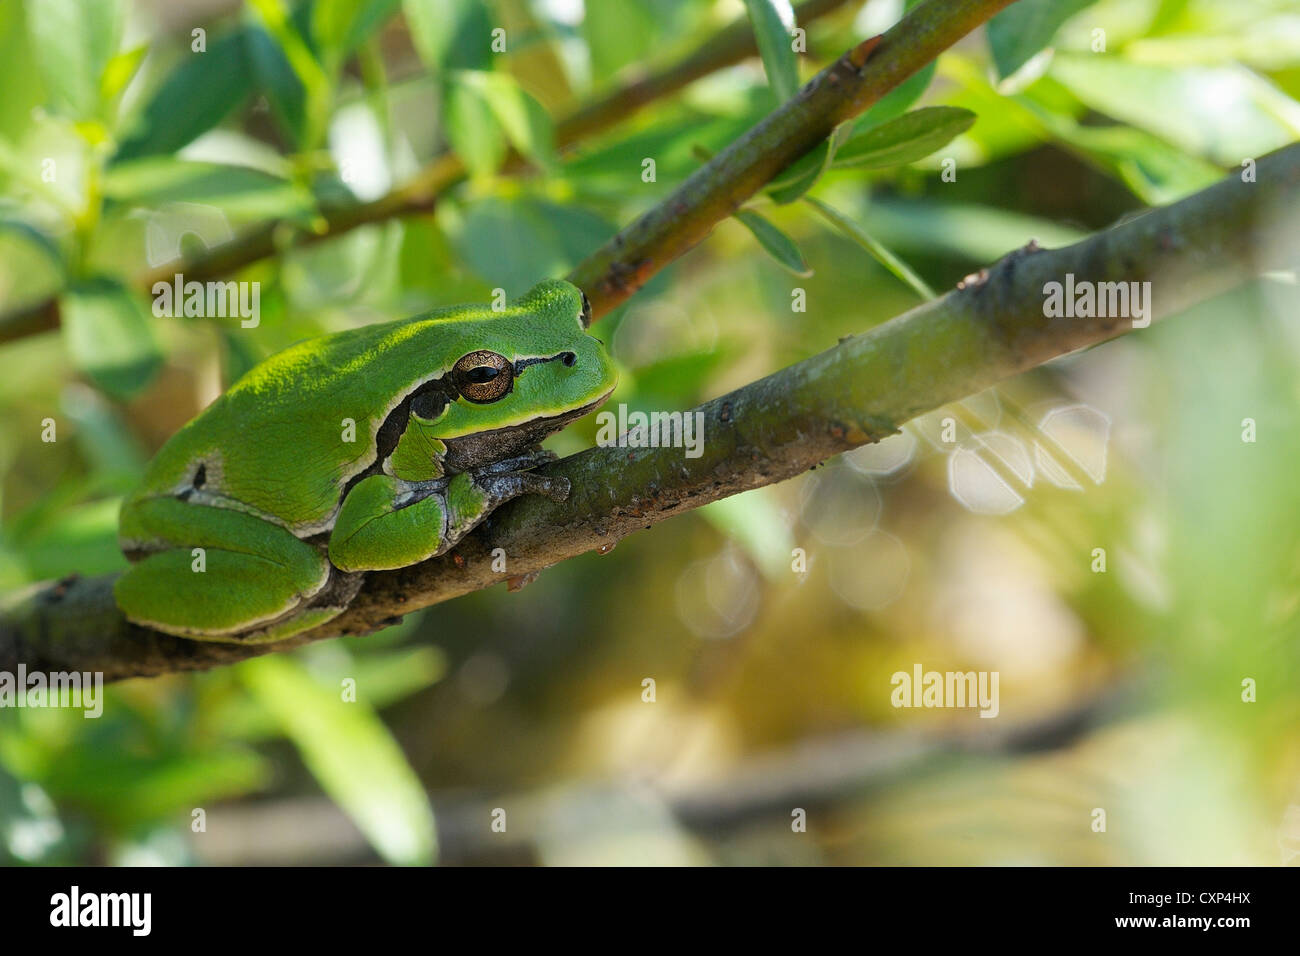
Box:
xmin=440 ymin=389 xmax=613 ymax=474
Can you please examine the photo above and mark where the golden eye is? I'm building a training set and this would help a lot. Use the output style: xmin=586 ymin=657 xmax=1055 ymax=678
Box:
xmin=452 ymin=350 xmax=513 ymax=403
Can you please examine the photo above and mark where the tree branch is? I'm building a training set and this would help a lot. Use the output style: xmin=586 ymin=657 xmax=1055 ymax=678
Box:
xmin=0 ymin=0 xmax=856 ymax=344
xmin=4 ymin=143 xmax=1297 ymax=681
xmin=570 ymin=0 xmax=1019 ymax=316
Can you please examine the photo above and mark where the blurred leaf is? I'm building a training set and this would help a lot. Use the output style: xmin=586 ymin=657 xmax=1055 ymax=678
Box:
xmin=562 ymin=107 xmax=766 ymax=195
xmin=855 ymin=61 xmax=937 ymax=132
xmin=60 ymin=277 xmax=164 ymax=400
xmin=700 ymin=487 xmax=795 ymax=580
xmin=42 ymin=746 xmax=268 ymax=826
xmin=806 ymin=197 xmax=935 ymax=300
xmin=239 ymin=655 xmax=436 ymax=866
xmin=100 ymin=43 xmax=148 ymax=106
xmin=743 ymin=0 xmax=799 ymax=102
xmin=0 ymin=763 xmax=68 ymax=864
xmin=215 ymin=646 xmax=445 ymax=742
xmin=115 ymin=30 xmax=253 ymax=161
xmin=768 ymin=138 xmax=833 ymax=204
xmin=987 ymin=0 xmax=1097 ymax=80
xmin=60 ymin=384 xmax=146 ymax=479
xmin=404 ymin=0 xmax=493 ymax=73
xmin=246 ymin=0 xmax=333 ymax=150
xmin=0 ymin=217 xmax=64 ymax=281
xmin=863 ymin=199 xmax=1086 ymax=262
xmin=451 ymin=71 xmax=555 ymax=171
xmin=734 ymin=209 xmax=812 ymax=277
xmin=313 ymin=0 xmax=401 ymax=71
xmin=443 ymin=73 xmax=507 ymax=178
xmin=454 ymin=196 xmax=615 ymax=295
xmin=1126 ymin=15 xmax=1300 ymax=70
xmin=245 ymin=24 xmax=310 ymax=147
xmin=627 ymin=349 xmax=733 ymax=405
xmin=0 ymin=2 xmax=43 ymax=136
xmin=104 ymin=158 xmax=308 ymax=219
xmin=8 ymin=498 xmax=126 ymax=580
xmin=1049 ymin=54 xmax=1300 ymax=166
xmin=583 ymin=0 xmax=659 ymax=82
xmin=1026 ymin=104 xmax=1223 ymax=204
xmin=25 ymin=0 xmax=125 ymax=119
xmin=833 ymin=106 xmax=976 ymax=170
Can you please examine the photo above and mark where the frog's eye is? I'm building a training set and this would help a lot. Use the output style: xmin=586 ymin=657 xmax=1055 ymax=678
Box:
xmin=452 ymin=350 xmax=514 ymax=403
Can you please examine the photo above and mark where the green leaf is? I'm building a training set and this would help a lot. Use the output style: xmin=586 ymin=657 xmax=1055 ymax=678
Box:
xmin=987 ymin=0 xmax=1098 ymax=80
xmin=104 ymin=159 xmax=308 ymax=220
xmin=60 ymin=385 xmax=146 ymax=480
xmin=100 ymin=43 xmax=149 ymax=105
xmin=767 ymin=138 xmax=834 ymax=204
xmin=444 ymin=71 xmax=555 ymax=176
xmin=0 ymin=217 xmax=64 ymax=277
xmin=41 ymin=746 xmax=267 ymax=826
xmin=114 ymin=29 xmax=253 ymax=161
xmin=833 ymin=106 xmax=976 ymax=170
xmin=561 ymin=107 xmax=768 ymax=195
xmin=855 ymin=60 xmax=936 ymax=132
xmin=1023 ymin=102 xmax=1222 ymax=205
xmin=805 ymin=197 xmax=935 ymax=300
xmin=743 ymin=0 xmax=799 ymax=102
xmin=244 ymin=24 xmax=309 ymax=146
xmin=854 ymin=199 xmax=1087 ymax=262
xmin=734 ymin=209 xmax=812 ymax=277
xmin=1049 ymin=54 xmax=1300 ymax=167
xmin=443 ymin=75 xmax=507 ymax=178
xmin=238 ymin=655 xmax=436 ymax=866
xmin=454 ymin=197 xmax=615 ymax=295
xmin=459 ymin=71 xmax=555 ymax=168
xmin=9 ymin=498 xmax=128 ymax=579
xmin=25 ymin=0 xmax=126 ymax=118
xmin=404 ymin=0 xmax=493 ymax=72
xmin=313 ymin=0 xmax=401 ymax=71
xmin=583 ymin=0 xmax=659 ymax=82
xmin=60 ymin=277 xmax=164 ymax=400
xmin=245 ymin=0 xmax=333 ymax=150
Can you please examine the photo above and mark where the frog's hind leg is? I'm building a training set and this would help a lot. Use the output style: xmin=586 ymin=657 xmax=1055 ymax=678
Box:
xmin=115 ymin=498 xmax=349 ymax=643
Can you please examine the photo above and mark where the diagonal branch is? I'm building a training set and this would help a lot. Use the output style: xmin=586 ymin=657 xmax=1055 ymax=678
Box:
xmin=5 ymin=143 xmax=1297 ymax=682
xmin=571 ymin=0 xmax=1018 ymax=317
xmin=0 ymin=0 xmax=857 ymax=344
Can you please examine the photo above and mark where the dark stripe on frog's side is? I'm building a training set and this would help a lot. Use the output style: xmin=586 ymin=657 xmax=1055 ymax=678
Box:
xmin=335 ymin=374 xmax=458 ymax=507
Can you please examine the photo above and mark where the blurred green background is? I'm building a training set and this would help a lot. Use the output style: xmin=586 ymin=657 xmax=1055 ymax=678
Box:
xmin=1 ymin=0 xmax=1299 ymax=865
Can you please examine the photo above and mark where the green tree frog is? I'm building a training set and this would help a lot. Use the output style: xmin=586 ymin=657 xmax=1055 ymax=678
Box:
xmin=115 ymin=280 xmax=616 ymax=643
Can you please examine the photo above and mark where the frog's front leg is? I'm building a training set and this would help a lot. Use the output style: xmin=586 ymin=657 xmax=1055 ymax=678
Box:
xmin=328 ymin=468 xmax=569 ymax=572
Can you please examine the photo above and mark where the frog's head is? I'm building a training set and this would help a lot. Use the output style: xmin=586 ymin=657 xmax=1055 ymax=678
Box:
xmin=427 ymin=279 xmax=618 ymax=470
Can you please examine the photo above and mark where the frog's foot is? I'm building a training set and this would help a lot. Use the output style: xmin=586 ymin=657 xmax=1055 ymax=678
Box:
xmin=441 ymin=470 xmax=569 ymax=547
xmin=476 ymin=448 xmax=558 ymax=476
xmin=472 ymin=470 xmax=570 ymax=504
